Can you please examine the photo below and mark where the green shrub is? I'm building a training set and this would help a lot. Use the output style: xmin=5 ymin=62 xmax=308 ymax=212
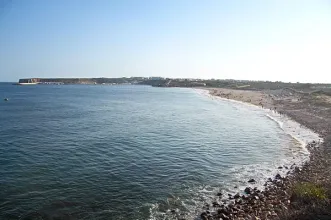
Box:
xmin=292 ymin=182 xmax=327 ymax=201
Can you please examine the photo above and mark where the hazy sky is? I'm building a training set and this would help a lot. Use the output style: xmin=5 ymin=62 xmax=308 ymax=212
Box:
xmin=0 ymin=0 xmax=331 ymax=82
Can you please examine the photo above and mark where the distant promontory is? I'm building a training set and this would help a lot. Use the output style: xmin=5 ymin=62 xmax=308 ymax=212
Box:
xmin=18 ymin=77 xmax=331 ymax=93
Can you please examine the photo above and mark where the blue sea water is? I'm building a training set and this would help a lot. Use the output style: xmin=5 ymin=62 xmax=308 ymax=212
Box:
xmin=0 ymin=83 xmax=302 ymax=219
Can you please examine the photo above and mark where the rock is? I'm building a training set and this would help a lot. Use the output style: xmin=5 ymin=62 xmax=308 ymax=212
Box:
xmin=278 ymin=166 xmax=283 ymax=169
xmin=267 ymin=178 xmax=273 ymax=182
xmin=244 ymin=187 xmax=252 ymax=194
xmin=248 ymin=179 xmax=256 ymax=183
xmin=171 ymin=209 xmax=176 ymax=213
xmin=200 ymin=212 xmax=208 ymax=220
xmin=218 ymin=208 xmax=230 ymax=216
xmin=212 ymin=201 xmax=220 ymax=207
xmin=234 ymin=193 xmax=240 ymax=199
xmin=275 ymin=174 xmax=281 ymax=179
xmin=235 ymin=199 xmax=242 ymax=204
xmin=232 ymin=206 xmax=239 ymax=212
xmin=220 ymin=213 xmax=230 ymax=220
xmin=217 ymin=192 xmax=223 ymax=197
xmin=201 ymin=215 xmax=208 ymax=220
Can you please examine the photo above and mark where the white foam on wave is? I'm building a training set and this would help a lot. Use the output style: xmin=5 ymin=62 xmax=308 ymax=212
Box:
xmin=195 ymin=88 xmax=322 ymax=148
xmin=148 ymin=88 xmax=323 ymax=220
xmin=195 ymin=88 xmax=323 ymax=186
xmin=194 ymin=88 xmax=323 ymax=187
xmin=265 ymin=111 xmax=322 ymax=149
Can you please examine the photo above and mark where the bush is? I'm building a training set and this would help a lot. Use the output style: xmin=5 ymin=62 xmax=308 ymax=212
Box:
xmin=279 ymin=182 xmax=331 ymax=220
xmin=293 ymin=182 xmax=327 ymax=201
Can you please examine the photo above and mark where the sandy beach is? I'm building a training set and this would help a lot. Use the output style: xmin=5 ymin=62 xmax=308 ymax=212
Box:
xmin=208 ymin=88 xmax=274 ymax=109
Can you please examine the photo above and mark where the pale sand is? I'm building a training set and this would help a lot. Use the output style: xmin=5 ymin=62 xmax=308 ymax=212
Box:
xmin=206 ymin=88 xmax=275 ymax=110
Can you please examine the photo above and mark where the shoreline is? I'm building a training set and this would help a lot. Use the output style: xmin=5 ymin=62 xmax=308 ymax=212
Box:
xmin=197 ymin=88 xmax=329 ymax=220
xmin=196 ymin=88 xmax=322 ymax=152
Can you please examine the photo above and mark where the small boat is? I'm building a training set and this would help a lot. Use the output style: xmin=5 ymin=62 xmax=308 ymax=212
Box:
xmin=4 ymin=98 xmax=9 ymax=101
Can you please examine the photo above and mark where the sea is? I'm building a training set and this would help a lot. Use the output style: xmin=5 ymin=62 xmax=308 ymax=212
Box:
xmin=0 ymin=83 xmax=320 ymax=220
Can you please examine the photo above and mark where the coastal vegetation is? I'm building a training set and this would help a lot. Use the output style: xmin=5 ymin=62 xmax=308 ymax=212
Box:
xmin=292 ymin=182 xmax=327 ymax=201
xmin=281 ymin=182 xmax=331 ymax=220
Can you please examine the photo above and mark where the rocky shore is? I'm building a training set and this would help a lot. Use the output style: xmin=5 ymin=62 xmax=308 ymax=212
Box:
xmin=199 ymin=88 xmax=331 ymax=220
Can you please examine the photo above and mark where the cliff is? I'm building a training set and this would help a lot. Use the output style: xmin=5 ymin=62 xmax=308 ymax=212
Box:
xmin=18 ymin=77 xmax=147 ymax=85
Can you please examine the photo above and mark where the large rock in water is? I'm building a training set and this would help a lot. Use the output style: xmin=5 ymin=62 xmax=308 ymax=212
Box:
xmin=244 ymin=187 xmax=252 ymax=194
xmin=248 ymin=179 xmax=256 ymax=183
xmin=200 ymin=212 xmax=208 ymax=220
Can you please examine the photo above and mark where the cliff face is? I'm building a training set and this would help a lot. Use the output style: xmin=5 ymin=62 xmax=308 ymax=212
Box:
xmin=18 ymin=78 xmax=96 ymax=84
xmin=19 ymin=78 xmax=40 ymax=83
xmin=17 ymin=78 xmax=144 ymax=84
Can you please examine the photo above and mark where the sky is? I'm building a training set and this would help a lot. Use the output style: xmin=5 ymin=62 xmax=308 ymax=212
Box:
xmin=0 ymin=0 xmax=331 ymax=83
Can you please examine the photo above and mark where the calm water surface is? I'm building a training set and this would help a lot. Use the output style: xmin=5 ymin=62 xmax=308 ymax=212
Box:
xmin=0 ymin=84 xmax=300 ymax=219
